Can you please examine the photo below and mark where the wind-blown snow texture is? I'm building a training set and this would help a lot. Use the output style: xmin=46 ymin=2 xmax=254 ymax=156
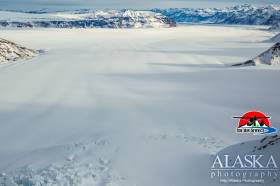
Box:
xmin=0 ymin=26 xmax=279 ymax=186
xmin=0 ymin=9 xmax=175 ymax=28
xmin=152 ymin=4 xmax=280 ymax=26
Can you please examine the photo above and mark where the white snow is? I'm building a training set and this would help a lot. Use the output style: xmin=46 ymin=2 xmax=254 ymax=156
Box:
xmin=0 ymin=25 xmax=279 ymax=186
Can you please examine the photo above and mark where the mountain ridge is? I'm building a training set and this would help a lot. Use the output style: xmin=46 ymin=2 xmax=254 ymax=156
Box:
xmin=0 ymin=9 xmax=176 ymax=28
xmin=152 ymin=4 xmax=280 ymax=26
xmin=0 ymin=38 xmax=37 ymax=64
xmin=233 ymin=42 xmax=280 ymax=66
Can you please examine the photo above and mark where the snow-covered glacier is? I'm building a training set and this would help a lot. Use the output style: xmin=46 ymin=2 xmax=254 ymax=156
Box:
xmin=1 ymin=3 xmax=280 ymax=186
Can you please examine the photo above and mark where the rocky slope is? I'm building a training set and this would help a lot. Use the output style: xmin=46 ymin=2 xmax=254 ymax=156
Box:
xmin=0 ymin=39 xmax=37 ymax=64
xmin=233 ymin=42 xmax=280 ymax=66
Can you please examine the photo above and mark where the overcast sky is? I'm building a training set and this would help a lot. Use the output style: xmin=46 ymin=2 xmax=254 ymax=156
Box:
xmin=0 ymin=0 xmax=279 ymax=10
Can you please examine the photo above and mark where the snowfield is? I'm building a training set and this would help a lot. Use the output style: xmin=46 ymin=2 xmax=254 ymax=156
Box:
xmin=0 ymin=25 xmax=279 ymax=186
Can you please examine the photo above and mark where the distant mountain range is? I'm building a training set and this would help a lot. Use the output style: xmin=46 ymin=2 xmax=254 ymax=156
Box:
xmin=0 ymin=4 xmax=279 ymax=29
xmin=0 ymin=9 xmax=176 ymax=28
xmin=152 ymin=4 xmax=280 ymax=27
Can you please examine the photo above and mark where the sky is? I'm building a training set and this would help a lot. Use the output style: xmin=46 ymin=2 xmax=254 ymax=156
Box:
xmin=0 ymin=0 xmax=279 ymax=10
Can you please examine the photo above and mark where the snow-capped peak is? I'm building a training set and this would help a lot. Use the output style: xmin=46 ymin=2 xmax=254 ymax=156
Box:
xmin=0 ymin=9 xmax=175 ymax=29
xmin=254 ymin=42 xmax=280 ymax=65
xmin=233 ymin=42 xmax=280 ymax=66
xmin=152 ymin=4 xmax=280 ymax=26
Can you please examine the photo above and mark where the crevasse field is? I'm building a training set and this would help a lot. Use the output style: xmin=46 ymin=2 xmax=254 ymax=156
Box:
xmin=0 ymin=25 xmax=279 ymax=185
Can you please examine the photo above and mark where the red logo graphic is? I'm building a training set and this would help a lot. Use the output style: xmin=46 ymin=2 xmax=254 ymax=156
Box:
xmin=233 ymin=110 xmax=276 ymax=134
xmin=236 ymin=111 xmax=270 ymax=128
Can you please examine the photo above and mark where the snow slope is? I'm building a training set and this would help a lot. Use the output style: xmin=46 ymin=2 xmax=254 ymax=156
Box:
xmin=213 ymin=135 xmax=280 ymax=185
xmin=233 ymin=42 xmax=280 ymax=66
xmin=0 ymin=38 xmax=36 ymax=64
xmin=0 ymin=25 xmax=279 ymax=186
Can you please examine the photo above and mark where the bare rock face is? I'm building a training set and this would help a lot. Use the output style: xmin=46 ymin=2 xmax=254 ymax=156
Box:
xmin=233 ymin=42 xmax=280 ymax=66
xmin=0 ymin=38 xmax=37 ymax=64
